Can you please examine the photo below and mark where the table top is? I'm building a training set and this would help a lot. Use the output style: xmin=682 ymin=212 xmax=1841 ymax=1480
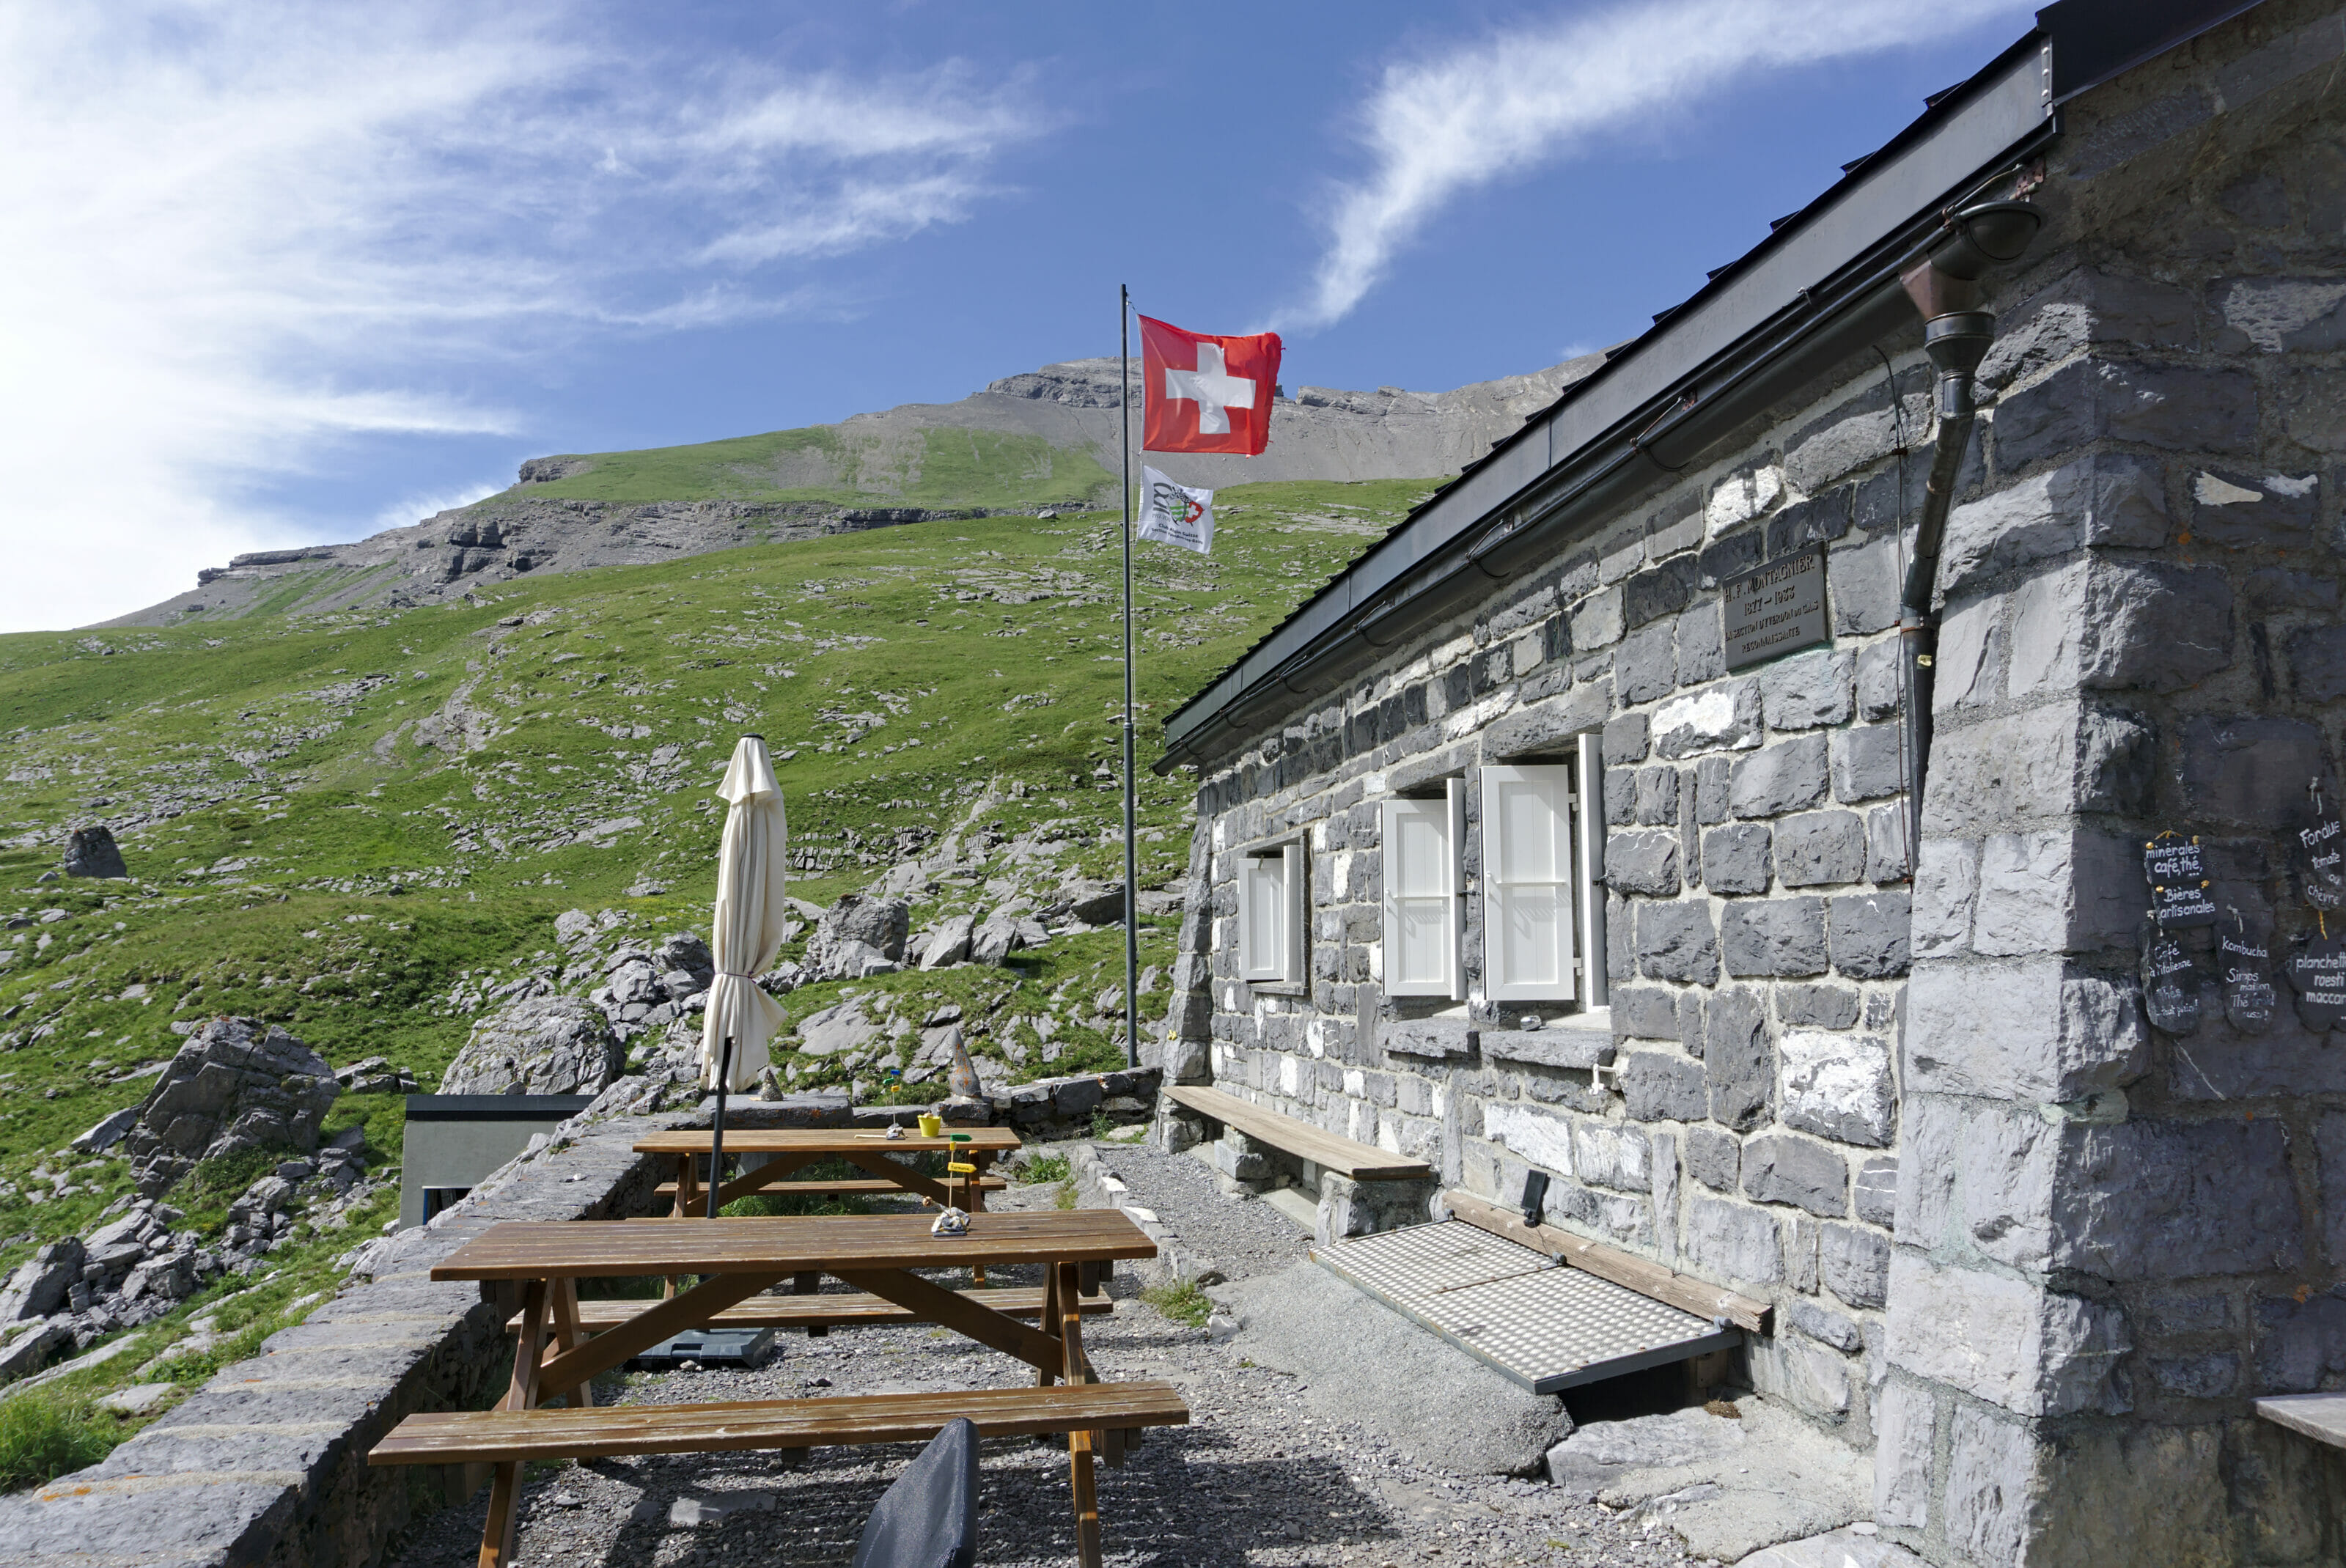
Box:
xmin=430 ymin=1209 xmax=1155 ymax=1281
xmin=634 ymin=1127 xmax=1023 ymax=1155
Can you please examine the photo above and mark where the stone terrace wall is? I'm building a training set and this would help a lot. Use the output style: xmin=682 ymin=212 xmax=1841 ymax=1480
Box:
xmin=1161 ymin=287 xmax=1935 ymax=1446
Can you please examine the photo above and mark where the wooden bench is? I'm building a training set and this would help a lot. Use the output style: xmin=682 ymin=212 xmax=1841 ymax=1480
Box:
xmin=369 ymin=1380 xmax=1191 ymax=1466
xmin=653 ymin=1176 xmax=1008 ymax=1201
xmin=508 ymin=1287 xmax=1110 ymax=1336
xmin=1161 ymin=1083 xmax=1435 ymax=1180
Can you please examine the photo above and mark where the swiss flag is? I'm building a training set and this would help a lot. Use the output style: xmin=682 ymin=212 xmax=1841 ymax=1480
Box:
xmin=1141 ymin=315 xmax=1282 ymax=456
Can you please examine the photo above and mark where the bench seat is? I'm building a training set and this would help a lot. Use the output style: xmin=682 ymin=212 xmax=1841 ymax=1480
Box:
xmin=654 ymin=1177 xmax=1007 ymax=1201
xmin=509 ymin=1287 xmax=1109 ymax=1335
xmin=369 ymin=1381 xmax=1191 ymax=1466
xmin=1161 ymin=1083 xmax=1434 ymax=1181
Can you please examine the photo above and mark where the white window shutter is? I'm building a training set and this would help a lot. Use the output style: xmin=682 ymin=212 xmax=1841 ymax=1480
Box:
xmin=1447 ymin=778 xmax=1468 ymax=1002
xmin=1282 ymin=843 xmax=1306 ymax=984
xmin=1239 ymin=853 xmax=1287 ymax=983
xmin=1381 ymin=795 xmax=1457 ymax=998
xmin=1575 ymin=732 xmax=1610 ymax=1008
xmin=1481 ymin=765 xmax=1575 ymax=1001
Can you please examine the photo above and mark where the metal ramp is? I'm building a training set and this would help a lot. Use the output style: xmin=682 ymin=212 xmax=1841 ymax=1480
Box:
xmin=1314 ymin=1220 xmax=1740 ymax=1394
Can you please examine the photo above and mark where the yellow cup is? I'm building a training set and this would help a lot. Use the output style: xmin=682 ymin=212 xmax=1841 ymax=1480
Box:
xmin=917 ymin=1113 xmax=944 ymax=1138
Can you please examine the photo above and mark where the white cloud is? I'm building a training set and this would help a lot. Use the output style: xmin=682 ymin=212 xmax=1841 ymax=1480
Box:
xmin=369 ymin=479 xmax=512 ymax=536
xmin=0 ymin=4 xmax=1041 ymax=630
xmin=1288 ymin=0 xmax=2029 ymax=330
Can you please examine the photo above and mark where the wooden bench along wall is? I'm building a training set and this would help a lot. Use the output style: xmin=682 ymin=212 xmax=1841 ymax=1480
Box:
xmin=1160 ymin=1083 xmax=1435 ymax=1181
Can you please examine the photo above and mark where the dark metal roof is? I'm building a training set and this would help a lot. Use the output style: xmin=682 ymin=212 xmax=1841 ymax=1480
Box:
xmin=1158 ymin=0 xmax=2265 ymax=772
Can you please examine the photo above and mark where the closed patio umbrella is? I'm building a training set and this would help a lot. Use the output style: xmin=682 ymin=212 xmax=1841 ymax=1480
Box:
xmin=702 ymin=735 xmax=790 ymax=1096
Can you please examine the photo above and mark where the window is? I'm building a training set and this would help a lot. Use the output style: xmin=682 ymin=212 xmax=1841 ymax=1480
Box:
xmin=1238 ymin=843 xmax=1306 ymax=984
xmin=1479 ymin=735 xmax=1608 ymax=1009
xmin=1381 ymin=780 xmax=1465 ymax=999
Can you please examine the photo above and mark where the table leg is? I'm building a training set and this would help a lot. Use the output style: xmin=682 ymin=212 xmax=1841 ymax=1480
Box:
xmin=793 ymin=1270 xmax=826 ymax=1338
xmin=666 ymin=1155 xmax=694 ymax=1299
xmin=479 ymin=1279 xmax=548 ymax=1568
xmin=549 ymin=1279 xmax=593 ymax=1407
xmin=1054 ymin=1262 xmax=1103 ymax=1568
xmin=970 ymin=1153 xmax=993 ymax=1287
xmin=1035 ymin=1264 xmax=1061 ymax=1387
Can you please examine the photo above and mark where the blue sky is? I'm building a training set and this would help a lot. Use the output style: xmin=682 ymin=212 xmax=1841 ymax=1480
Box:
xmin=1 ymin=0 xmax=2034 ymax=630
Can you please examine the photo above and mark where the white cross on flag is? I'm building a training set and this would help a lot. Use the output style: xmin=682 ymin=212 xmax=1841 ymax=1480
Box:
xmin=1136 ymin=465 xmax=1214 ymax=555
xmin=1141 ymin=315 xmax=1282 ymax=456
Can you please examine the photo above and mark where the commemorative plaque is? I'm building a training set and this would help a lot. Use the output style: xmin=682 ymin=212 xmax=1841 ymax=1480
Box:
xmin=1721 ymin=546 xmax=1830 ymax=671
xmin=2144 ymin=833 xmax=2216 ymax=929
xmin=2220 ymin=908 xmax=2277 ymax=1034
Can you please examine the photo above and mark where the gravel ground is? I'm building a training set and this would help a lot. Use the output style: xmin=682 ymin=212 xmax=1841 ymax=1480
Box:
xmin=386 ymin=1160 xmax=1707 ymax=1568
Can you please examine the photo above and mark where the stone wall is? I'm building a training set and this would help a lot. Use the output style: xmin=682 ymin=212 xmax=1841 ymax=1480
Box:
xmin=1158 ymin=2 xmax=2346 ymax=1563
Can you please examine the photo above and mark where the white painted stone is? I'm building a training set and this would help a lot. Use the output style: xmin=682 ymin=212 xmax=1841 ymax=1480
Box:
xmin=1778 ymin=1030 xmax=1894 ymax=1146
xmin=1571 ymin=1121 xmax=1651 ymax=1192
xmin=1481 ymin=1102 xmax=1576 ymax=1175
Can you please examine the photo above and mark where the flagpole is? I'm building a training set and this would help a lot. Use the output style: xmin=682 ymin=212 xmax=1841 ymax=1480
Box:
xmin=1119 ymin=285 xmax=1140 ymax=1072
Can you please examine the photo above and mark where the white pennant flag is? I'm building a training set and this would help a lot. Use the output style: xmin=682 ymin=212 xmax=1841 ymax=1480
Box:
xmin=1136 ymin=465 xmax=1214 ymax=554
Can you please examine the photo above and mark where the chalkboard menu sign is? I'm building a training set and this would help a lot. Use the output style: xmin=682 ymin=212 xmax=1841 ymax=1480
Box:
xmin=1721 ymin=546 xmax=1830 ymax=671
xmin=2220 ymin=908 xmax=2276 ymax=1034
xmin=2287 ymin=928 xmax=2346 ymax=1032
xmin=2141 ymin=921 xmax=2202 ymax=1036
xmin=2144 ymin=833 xmax=2216 ymax=928
xmin=2303 ymin=782 xmax=2344 ymax=911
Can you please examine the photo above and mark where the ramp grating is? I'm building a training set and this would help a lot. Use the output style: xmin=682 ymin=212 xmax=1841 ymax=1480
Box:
xmin=1314 ymin=1220 xmax=1740 ymax=1394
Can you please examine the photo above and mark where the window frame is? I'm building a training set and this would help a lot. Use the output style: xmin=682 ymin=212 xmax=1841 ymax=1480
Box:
xmin=1474 ymin=734 xmax=1611 ymax=1012
xmin=1480 ymin=762 xmax=1578 ymax=1003
xmin=1237 ymin=842 xmax=1307 ymax=985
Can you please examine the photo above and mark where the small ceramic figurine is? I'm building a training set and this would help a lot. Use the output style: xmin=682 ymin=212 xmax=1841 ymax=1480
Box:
xmin=930 ymin=1206 xmax=971 ymax=1237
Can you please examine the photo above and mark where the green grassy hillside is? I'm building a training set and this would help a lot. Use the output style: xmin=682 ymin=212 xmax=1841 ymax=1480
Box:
xmin=0 ymin=476 xmax=1431 ymax=1451
xmin=504 ymin=425 xmax=1116 ymax=508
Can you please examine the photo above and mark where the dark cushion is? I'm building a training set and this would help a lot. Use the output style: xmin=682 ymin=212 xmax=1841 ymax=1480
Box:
xmin=850 ymin=1416 xmax=979 ymax=1568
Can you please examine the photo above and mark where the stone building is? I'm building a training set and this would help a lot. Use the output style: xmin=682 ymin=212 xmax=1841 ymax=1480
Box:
xmin=1151 ymin=1 xmax=2346 ymax=1561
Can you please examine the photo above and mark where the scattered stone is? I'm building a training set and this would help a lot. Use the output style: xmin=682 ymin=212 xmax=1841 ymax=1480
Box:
xmin=440 ymin=997 xmax=625 ymax=1096
xmin=916 ymin=913 xmax=975 ymax=969
xmin=95 ymin=1383 xmax=178 ymax=1416
xmin=803 ymin=896 xmax=909 ymax=980
xmin=0 ymin=1240 xmax=87 ymax=1321
xmin=668 ymin=1492 xmax=779 ymax=1527
xmin=63 ymin=825 xmax=127 ymax=880
xmin=70 ymin=1106 xmax=141 ymax=1155
xmin=124 ymin=1017 xmax=341 ymax=1198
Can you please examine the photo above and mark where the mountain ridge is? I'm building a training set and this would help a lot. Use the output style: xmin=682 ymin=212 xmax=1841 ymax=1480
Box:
xmin=102 ymin=349 xmax=1603 ymax=629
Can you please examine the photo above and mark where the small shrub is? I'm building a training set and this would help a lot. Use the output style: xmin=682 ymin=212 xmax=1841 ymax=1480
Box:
xmin=1053 ymin=1179 xmax=1076 ymax=1211
xmin=1140 ymin=1277 xmax=1212 ymax=1329
xmin=1089 ymin=1111 xmax=1116 ymax=1140
xmin=1023 ymin=1153 xmax=1070 ymax=1185
xmin=0 ymin=1389 xmax=116 ymax=1492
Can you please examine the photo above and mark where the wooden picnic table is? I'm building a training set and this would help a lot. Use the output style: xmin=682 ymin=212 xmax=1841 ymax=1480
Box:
xmin=389 ymin=1209 xmax=1166 ymax=1568
xmin=635 ymin=1125 xmax=1023 ymax=1218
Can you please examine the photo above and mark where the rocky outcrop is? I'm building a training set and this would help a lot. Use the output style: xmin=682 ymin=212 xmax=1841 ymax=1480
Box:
xmin=440 ymin=996 xmax=624 ymax=1095
xmin=804 ymin=895 xmax=909 ymax=981
xmin=63 ymin=825 xmax=126 ymax=878
xmin=125 ymin=1017 xmax=342 ymax=1198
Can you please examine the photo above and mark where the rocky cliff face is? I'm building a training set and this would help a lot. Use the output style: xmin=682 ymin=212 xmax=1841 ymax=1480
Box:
xmin=102 ymin=349 xmax=1606 ymax=628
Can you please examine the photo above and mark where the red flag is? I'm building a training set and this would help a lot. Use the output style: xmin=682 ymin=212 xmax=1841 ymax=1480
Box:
xmin=1140 ymin=316 xmax=1282 ymax=456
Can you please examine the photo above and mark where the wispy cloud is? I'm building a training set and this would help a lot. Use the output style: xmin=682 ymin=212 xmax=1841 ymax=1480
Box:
xmin=1287 ymin=0 xmax=2027 ymax=330
xmin=0 ymin=3 xmax=1042 ymax=630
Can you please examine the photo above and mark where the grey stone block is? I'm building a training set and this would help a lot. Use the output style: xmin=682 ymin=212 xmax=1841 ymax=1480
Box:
xmin=1704 ymin=985 xmax=1772 ymax=1131
xmin=1675 ymin=603 xmax=1725 ymax=686
xmin=1742 ymin=1133 xmax=1848 ymax=1217
xmin=1617 ymin=622 xmax=1678 ymax=705
xmin=1886 ymin=1255 xmax=2129 ymax=1418
xmin=1613 ymin=985 xmax=1678 ymax=1041
xmin=1572 ymin=586 xmax=1624 ymax=651
xmin=2053 ymin=1119 xmax=2303 ymax=1282
xmin=2180 ymin=715 xmax=2332 ymax=828
xmin=1685 ymin=1125 xmax=1740 ymax=1191
xmin=1775 ymin=982 xmax=1859 ymax=1029
xmin=1922 ymin=700 xmax=2155 ymax=836
xmin=1828 ymin=891 xmax=1911 ymax=979
xmin=1685 ymin=1194 xmax=1781 ymax=1284
xmin=1760 ymin=650 xmax=1853 ymax=731
xmin=1603 ymin=712 xmax=1650 ymax=765
xmin=1701 ymin=823 xmax=1772 ymax=894
xmin=1828 ymin=536 xmax=1902 ymax=637
xmin=1905 ymin=960 xmax=2147 ymax=1103
xmin=2147 ymin=1352 xmax=2240 ymax=1399
xmin=1603 ymin=766 xmax=1637 ymax=826
xmin=1873 ymin=1380 xmax=1935 ymax=1528
xmin=2290 ymin=625 xmax=2346 ymax=702
xmin=1622 ymin=1051 xmax=1707 ymax=1123
xmin=1637 ymin=901 xmax=1719 ymax=984
xmin=1485 ymin=1026 xmax=1614 ymax=1070
xmin=1856 ymin=638 xmax=1902 ymax=721
xmin=1853 ymin=1157 xmax=1897 ymax=1226
xmin=1606 ymin=830 xmax=1680 ymax=897
xmin=1821 ymin=1223 xmax=1889 ymax=1310
xmin=2247 ymin=566 xmax=2342 ymax=612
xmin=1634 ymin=765 xmax=1680 ymax=825
xmin=1383 ymin=1017 xmax=1475 ymax=1060
xmin=1788 ymin=1298 xmax=1864 ymax=1352
xmin=1774 ymin=812 xmax=1865 ymax=887
xmin=1943 ymin=1404 xmax=2038 ymax=1564
xmin=1829 ymin=724 xmax=1903 ymax=803
xmin=1653 ymin=682 xmax=1762 ymax=759
xmin=2254 ymin=1289 xmax=2346 ymax=1393
xmin=1694 ymin=755 xmax=1733 ymax=822
xmin=1993 ymin=357 xmax=2258 ymax=467
xmin=1721 ymin=898 xmax=1828 ymax=977
xmin=1864 ymin=806 xmax=1911 ymax=883
xmin=1938 ymin=452 xmax=2170 ymax=594
xmin=1970 ymin=829 xmax=2139 ymax=957
xmin=2190 ymin=466 xmax=2318 ymax=548
xmin=1730 ymin=737 xmax=1829 ymax=817
xmin=2006 ymin=559 xmax=2233 ymax=699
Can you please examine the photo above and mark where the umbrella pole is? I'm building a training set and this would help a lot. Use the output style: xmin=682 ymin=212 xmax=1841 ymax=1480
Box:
xmin=707 ymin=1034 xmax=735 ymax=1220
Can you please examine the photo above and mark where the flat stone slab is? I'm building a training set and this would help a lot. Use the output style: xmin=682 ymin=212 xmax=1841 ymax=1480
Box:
xmin=1382 ymin=1018 xmax=1477 ymax=1060
xmin=1544 ymin=1401 xmax=1870 ymax=1561
xmin=1221 ymin=1259 xmax=1573 ymax=1475
xmin=2257 ymin=1392 xmax=2346 ymax=1449
xmin=1485 ymin=1023 xmax=1616 ymax=1070
xmin=1737 ymin=1526 xmax=1924 ymax=1567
